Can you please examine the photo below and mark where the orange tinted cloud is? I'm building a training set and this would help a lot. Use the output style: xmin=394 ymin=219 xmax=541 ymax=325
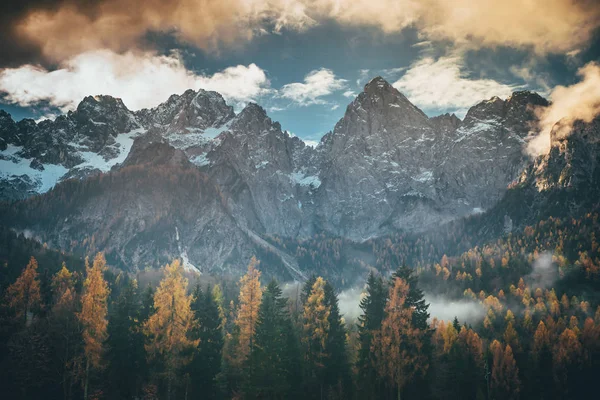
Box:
xmin=528 ymin=62 xmax=600 ymax=156
xmin=16 ymin=0 xmax=600 ymax=62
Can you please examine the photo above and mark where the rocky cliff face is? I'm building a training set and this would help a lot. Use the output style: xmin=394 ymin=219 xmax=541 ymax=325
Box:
xmin=438 ymin=91 xmax=548 ymax=212
xmin=0 ymin=77 xmax=556 ymax=274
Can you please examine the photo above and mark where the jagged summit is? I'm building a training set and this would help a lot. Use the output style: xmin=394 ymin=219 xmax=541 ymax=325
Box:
xmin=0 ymin=83 xmax=566 ymax=267
xmin=364 ymin=76 xmax=393 ymax=91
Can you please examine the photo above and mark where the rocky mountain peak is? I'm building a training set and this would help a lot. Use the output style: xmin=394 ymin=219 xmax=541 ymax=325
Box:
xmin=232 ymin=102 xmax=281 ymax=134
xmin=430 ymin=113 xmax=462 ymax=135
xmin=136 ymin=88 xmax=234 ymax=134
xmin=363 ymin=76 xmax=394 ymax=93
xmin=76 ymin=95 xmax=129 ymax=114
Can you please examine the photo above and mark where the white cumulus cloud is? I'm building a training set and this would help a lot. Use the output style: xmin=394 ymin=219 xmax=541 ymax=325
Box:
xmin=280 ymin=68 xmax=347 ymax=106
xmin=393 ymin=54 xmax=520 ymax=116
xmin=0 ymin=50 xmax=271 ymax=112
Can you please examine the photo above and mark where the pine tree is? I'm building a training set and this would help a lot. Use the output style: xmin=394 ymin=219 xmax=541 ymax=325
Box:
xmin=189 ymin=284 xmax=223 ymax=400
xmin=107 ymin=276 xmax=145 ymax=400
xmin=78 ymin=253 xmax=110 ymax=400
xmin=301 ymin=275 xmax=317 ymax=305
xmin=323 ymin=280 xmax=350 ymax=398
xmin=235 ymin=256 xmax=263 ymax=368
xmin=357 ymin=272 xmax=387 ymax=399
xmin=6 ymin=256 xmax=42 ymax=327
xmin=371 ymin=277 xmax=428 ymax=400
xmin=143 ymin=259 xmax=198 ymax=400
xmin=392 ymin=266 xmax=430 ymax=330
xmin=247 ymin=279 xmax=300 ymax=399
xmin=48 ymin=263 xmax=79 ymax=400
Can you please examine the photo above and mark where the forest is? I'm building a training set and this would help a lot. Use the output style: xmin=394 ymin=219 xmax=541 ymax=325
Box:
xmin=1 ymin=209 xmax=600 ymax=400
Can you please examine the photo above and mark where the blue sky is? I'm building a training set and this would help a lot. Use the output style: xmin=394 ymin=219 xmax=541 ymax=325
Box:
xmin=1 ymin=0 xmax=599 ymax=144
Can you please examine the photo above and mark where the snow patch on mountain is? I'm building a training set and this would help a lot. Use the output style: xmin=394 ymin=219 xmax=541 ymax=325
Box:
xmin=0 ymin=145 xmax=69 ymax=193
xmin=290 ymin=171 xmax=321 ymax=188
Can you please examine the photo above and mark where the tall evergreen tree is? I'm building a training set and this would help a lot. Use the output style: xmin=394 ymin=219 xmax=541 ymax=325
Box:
xmin=392 ymin=266 xmax=432 ymax=398
xmin=246 ymin=280 xmax=300 ymax=399
xmin=323 ymin=280 xmax=350 ymax=399
xmin=189 ymin=284 xmax=223 ymax=400
xmin=392 ymin=266 xmax=429 ymax=330
xmin=106 ymin=276 xmax=145 ymax=400
xmin=357 ymin=272 xmax=387 ymax=399
xmin=48 ymin=264 xmax=80 ymax=400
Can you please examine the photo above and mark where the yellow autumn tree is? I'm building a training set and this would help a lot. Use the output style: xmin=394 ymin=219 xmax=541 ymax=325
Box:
xmin=302 ymin=276 xmax=330 ymax=393
xmin=78 ymin=253 xmax=110 ymax=400
xmin=371 ymin=277 xmax=428 ymax=400
xmin=490 ymin=341 xmax=520 ymax=400
xmin=6 ymin=256 xmax=42 ymax=326
xmin=553 ymin=328 xmax=583 ymax=395
xmin=144 ymin=259 xmax=198 ymax=400
xmin=235 ymin=256 xmax=263 ymax=365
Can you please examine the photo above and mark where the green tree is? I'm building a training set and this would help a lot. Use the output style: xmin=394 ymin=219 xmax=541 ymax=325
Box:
xmin=323 ymin=280 xmax=350 ymax=399
xmin=106 ymin=276 xmax=145 ymax=400
xmin=246 ymin=280 xmax=301 ymax=399
xmin=188 ymin=284 xmax=223 ymax=400
xmin=357 ymin=272 xmax=387 ymax=399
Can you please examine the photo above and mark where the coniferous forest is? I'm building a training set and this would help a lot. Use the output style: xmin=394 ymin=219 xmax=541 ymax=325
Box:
xmin=1 ymin=207 xmax=600 ymax=400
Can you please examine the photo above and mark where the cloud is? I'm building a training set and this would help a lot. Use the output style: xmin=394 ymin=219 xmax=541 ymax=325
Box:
xmin=393 ymin=54 xmax=520 ymax=115
xmin=280 ymin=68 xmax=347 ymax=106
xmin=343 ymin=90 xmax=356 ymax=98
xmin=426 ymin=295 xmax=486 ymax=324
xmin=303 ymin=140 xmax=319 ymax=148
xmin=527 ymin=62 xmax=600 ymax=156
xmin=0 ymin=50 xmax=270 ymax=111
xmin=5 ymin=0 xmax=597 ymax=65
xmin=525 ymin=252 xmax=558 ymax=289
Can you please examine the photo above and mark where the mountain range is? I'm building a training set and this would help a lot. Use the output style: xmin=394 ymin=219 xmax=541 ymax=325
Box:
xmin=2 ymin=76 xmax=597 ymax=278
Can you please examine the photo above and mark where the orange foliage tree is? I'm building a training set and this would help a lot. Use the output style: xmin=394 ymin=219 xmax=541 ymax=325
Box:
xmin=371 ymin=277 xmax=428 ymax=400
xmin=78 ymin=253 xmax=110 ymax=400
xmin=6 ymin=256 xmax=42 ymax=326
xmin=302 ymin=276 xmax=330 ymax=391
xmin=235 ymin=256 xmax=263 ymax=367
xmin=143 ymin=259 xmax=198 ymax=400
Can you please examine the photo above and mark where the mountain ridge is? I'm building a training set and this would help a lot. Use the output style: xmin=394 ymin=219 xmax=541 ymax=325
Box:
xmin=1 ymin=76 xmax=569 ymax=275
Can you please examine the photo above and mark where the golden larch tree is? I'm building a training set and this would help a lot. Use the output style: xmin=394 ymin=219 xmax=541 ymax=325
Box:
xmin=302 ymin=276 xmax=330 ymax=394
xmin=235 ymin=256 xmax=263 ymax=365
xmin=490 ymin=341 xmax=520 ymax=400
xmin=371 ymin=277 xmax=428 ymax=400
xmin=6 ymin=256 xmax=42 ymax=326
xmin=78 ymin=253 xmax=110 ymax=400
xmin=143 ymin=259 xmax=198 ymax=400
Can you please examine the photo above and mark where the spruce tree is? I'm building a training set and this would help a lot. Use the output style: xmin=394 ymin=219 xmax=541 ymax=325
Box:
xmin=246 ymin=280 xmax=300 ymax=399
xmin=189 ymin=285 xmax=223 ymax=400
xmin=357 ymin=272 xmax=387 ymax=399
xmin=106 ymin=277 xmax=145 ymax=400
xmin=323 ymin=280 xmax=350 ymax=398
xmin=392 ymin=266 xmax=429 ymax=330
